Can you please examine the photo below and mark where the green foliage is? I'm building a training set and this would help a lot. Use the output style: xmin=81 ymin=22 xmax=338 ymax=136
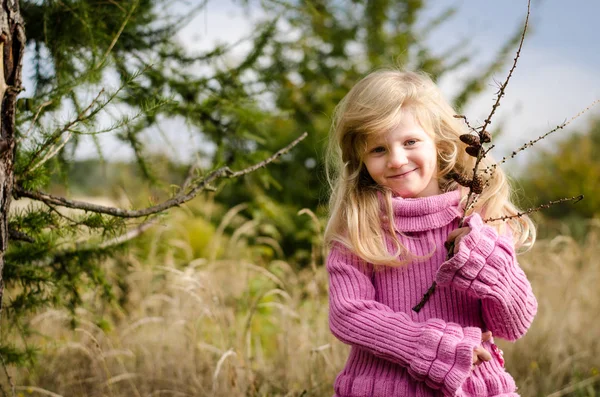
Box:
xmin=5 ymin=0 xmax=527 ymax=366
xmin=519 ymin=118 xmax=600 ymax=221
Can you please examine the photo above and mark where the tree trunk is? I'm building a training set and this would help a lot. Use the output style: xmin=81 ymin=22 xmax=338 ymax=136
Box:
xmin=0 ymin=0 xmax=25 ymax=313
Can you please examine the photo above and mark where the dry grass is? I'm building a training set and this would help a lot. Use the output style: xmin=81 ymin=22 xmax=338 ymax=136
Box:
xmin=2 ymin=207 xmax=600 ymax=396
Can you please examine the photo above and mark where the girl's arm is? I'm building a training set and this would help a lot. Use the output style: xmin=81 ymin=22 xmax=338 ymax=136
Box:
xmin=328 ymin=245 xmax=481 ymax=396
xmin=435 ymin=213 xmax=538 ymax=341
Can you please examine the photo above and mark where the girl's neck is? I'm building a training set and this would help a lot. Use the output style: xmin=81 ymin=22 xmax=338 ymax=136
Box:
xmin=387 ymin=190 xmax=461 ymax=232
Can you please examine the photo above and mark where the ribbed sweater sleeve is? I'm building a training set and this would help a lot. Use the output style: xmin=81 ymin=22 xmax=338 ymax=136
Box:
xmin=435 ymin=213 xmax=538 ymax=341
xmin=327 ymin=245 xmax=482 ymax=396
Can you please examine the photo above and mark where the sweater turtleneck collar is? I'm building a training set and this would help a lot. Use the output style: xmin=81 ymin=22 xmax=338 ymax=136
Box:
xmin=383 ymin=190 xmax=462 ymax=232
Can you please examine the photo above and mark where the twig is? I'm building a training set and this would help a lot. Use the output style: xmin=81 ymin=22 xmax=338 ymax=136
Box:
xmin=453 ymin=115 xmax=479 ymax=134
xmin=95 ymin=0 xmax=139 ymax=69
xmin=484 ymin=195 xmax=583 ymax=223
xmin=413 ymin=1 xmax=531 ymax=313
xmin=28 ymin=131 xmax=73 ymax=173
xmin=0 ymin=353 xmax=15 ymax=397
xmin=182 ymin=160 xmax=201 ymax=191
xmin=8 ymin=228 xmax=34 ymax=243
xmin=98 ymin=219 xmax=157 ymax=249
xmin=22 ymin=89 xmax=105 ymax=175
xmin=15 ymin=133 xmax=308 ymax=219
xmin=20 ymin=100 xmax=53 ymax=144
xmin=479 ymin=0 xmax=530 ymax=135
xmin=484 ymin=99 xmax=600 ymax=175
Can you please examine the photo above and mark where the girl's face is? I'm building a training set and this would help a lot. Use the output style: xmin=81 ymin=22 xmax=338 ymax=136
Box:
xmin=363 ymin=110 xmax=441 ymax=198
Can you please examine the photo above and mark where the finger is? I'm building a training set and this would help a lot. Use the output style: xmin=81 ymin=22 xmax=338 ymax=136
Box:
xmin=446 ymin=227 xmax=469 ymax=243
xmin=453 ymin=235 xmax=463 ymax=254
xmin=477 ymin=348 xmax=493 ymax=362
xmin=481 ymin=331 xmax=492 ymax=343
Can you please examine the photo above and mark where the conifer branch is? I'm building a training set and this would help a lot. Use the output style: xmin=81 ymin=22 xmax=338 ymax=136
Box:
xmin=21 ymin=100 xmax=53 ymax=144
xmin=59 ymin=218 xmax=158 ymax=255
xmin=8 ymin=228 xmax=34 ymax=243
xmin=484 ymin=195 xmax=584 ymax=223
xmin=0 ymin=353 xmax=15 ymax=397
xmin=95 ymin=0 xmax=139 ymax=69
xmin=22 ymin=89 xmax=105 ymax=175
xmin=15 ymin=133 xmax=308 ymax=219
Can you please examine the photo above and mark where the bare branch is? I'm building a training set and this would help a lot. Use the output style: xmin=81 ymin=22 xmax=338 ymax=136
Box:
xmin=453 ymin=114 xmax=479 ymax=134
xmin=414 ymin=1 xmax=531 ymax=313
xmin=479 ymin=0 xmax=530 ymax=135
xmin=15 ymin=132 xmax=308 ymax=218
xmin=484 ymin=99 xmax=600 ymax=175
xmin=484 ymin=195 xmax=584 ymax=223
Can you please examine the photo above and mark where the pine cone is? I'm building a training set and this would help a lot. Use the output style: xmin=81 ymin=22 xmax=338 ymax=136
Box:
xmin=471 ymin=175 xmax=484 ymax=194
xmin=460 ymin=134 xmax=480 ymax=146
xmin=481 ymin=130 xmax=492 ymax=143
xmin=451 ymin=172 xmax=472 ymax=188
xmin=465 ymin=145 xmax=481 ymax=157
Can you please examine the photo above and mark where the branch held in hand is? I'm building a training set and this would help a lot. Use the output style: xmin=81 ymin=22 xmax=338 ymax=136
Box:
xmin=413 ymin=0 xmax=531 ymax=313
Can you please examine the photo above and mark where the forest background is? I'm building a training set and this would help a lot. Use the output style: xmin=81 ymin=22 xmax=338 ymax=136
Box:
xmin=1 ymin=0 xmax=599 ymax=396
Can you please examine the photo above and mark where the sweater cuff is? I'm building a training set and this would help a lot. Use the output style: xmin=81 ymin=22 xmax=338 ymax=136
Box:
xmin=409 ymin=319 xmax=481 ymax=395
xmin=435 ymin=213 xmax=505 ymax=297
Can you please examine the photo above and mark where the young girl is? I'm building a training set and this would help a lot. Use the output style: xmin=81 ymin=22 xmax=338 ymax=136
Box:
xmin=324 ymin=69 xmax=537 ymax=396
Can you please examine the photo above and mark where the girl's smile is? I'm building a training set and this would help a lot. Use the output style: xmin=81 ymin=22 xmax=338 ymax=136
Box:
xmin=363 ymin=110 xmax=441 ymax=198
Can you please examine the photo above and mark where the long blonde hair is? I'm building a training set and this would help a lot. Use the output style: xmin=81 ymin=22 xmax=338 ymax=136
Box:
xmin=324 ymin=69 xmax=535 ymax=266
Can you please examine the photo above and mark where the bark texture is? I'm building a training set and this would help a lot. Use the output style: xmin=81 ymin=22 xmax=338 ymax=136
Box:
xmin=0 ymin=0 xmax=25 ymax=312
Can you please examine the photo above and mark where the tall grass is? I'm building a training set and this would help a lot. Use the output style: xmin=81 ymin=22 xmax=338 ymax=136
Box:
xmin=3 ymin=205 xmax=600 ymax=396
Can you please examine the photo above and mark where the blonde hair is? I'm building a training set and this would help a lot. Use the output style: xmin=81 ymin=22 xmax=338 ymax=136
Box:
xmin=324 ymin=69 xmax=535 ymax=266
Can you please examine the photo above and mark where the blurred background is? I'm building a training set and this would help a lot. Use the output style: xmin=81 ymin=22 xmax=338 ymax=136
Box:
xmin=3 ymin=0 xmax=600 ymax=396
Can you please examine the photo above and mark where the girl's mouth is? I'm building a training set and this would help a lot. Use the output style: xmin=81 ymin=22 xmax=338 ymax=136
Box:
xmin=389 ymin=168 xmax=417 ymax=178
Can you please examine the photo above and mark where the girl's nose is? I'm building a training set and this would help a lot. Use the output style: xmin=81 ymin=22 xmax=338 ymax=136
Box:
xmin=387 ymin=149 xmax=408 ymax=168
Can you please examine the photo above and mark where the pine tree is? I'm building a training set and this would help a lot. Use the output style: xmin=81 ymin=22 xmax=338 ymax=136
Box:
xmin=1 ymin=0 xmax=304 ymax=366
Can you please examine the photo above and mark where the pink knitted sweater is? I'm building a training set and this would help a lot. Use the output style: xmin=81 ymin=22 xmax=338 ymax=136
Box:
xmin=327 ymin=190 xmax=537 ymax=396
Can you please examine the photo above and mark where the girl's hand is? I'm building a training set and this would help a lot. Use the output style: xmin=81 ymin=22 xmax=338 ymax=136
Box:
xmin=472 ymin=331 xmax=493 ymax=369
xmin=446 ymin=227 xmax=472 ymax=254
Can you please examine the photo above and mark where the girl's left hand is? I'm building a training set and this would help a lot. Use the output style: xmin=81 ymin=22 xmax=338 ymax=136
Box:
xmin=446 ymin=227 xmax=472 ymax=254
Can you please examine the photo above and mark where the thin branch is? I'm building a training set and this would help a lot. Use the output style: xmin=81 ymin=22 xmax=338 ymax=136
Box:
xmin=95 ymin=0 xmax=139 ymax=69
xmin=414 ymin=1 xmax=531 ymax=313
xmin=20 ymin=100 xmax=53 ymax=144
xmin=8 ymin=228 xmax=34 ymax=243
xmin=28 ymin=131 xmax=73 ymax=173
xmin=23 ymin=89 xmax=105 ymax=175
xmin=183 ymin=160 xmax=201 ymax=191
xmin=479 ymin=0 xmax=530 ymax=135
xmin=453 ymin=114 xmax=479 ymax=134
xmin=15 ymin=132 xmax=308 ymax=219
xmin=0 ymin=353 xmax=15 ymax=397
xmin=98 ymin=219 xmax=157 ymax=249
xmin=484 ymin=99 xmax=600 ymax=175
xmin=59 ymin=219 xmax=159 ymax=255
xmin=484 ymin=195 xmax=583 ymax=223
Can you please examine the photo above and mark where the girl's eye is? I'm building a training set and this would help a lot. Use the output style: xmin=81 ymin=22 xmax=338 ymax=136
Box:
xmin=371 ymin=146 xmax=386 ymax=154
xmin=405 ymin=139 xmax=417 ymax=146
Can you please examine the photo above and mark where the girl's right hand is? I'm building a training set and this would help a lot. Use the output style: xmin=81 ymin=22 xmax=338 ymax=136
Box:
xmin=472 ymin=331 xmax=493 ymax=369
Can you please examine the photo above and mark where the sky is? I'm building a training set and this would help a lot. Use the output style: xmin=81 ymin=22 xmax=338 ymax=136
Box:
xmin=24 ymin=0 xmax=600 ymax=171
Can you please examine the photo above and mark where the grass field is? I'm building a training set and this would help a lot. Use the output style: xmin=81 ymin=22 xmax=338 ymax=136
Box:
xmin=3 ymin=205 xmax=600 ymax=396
